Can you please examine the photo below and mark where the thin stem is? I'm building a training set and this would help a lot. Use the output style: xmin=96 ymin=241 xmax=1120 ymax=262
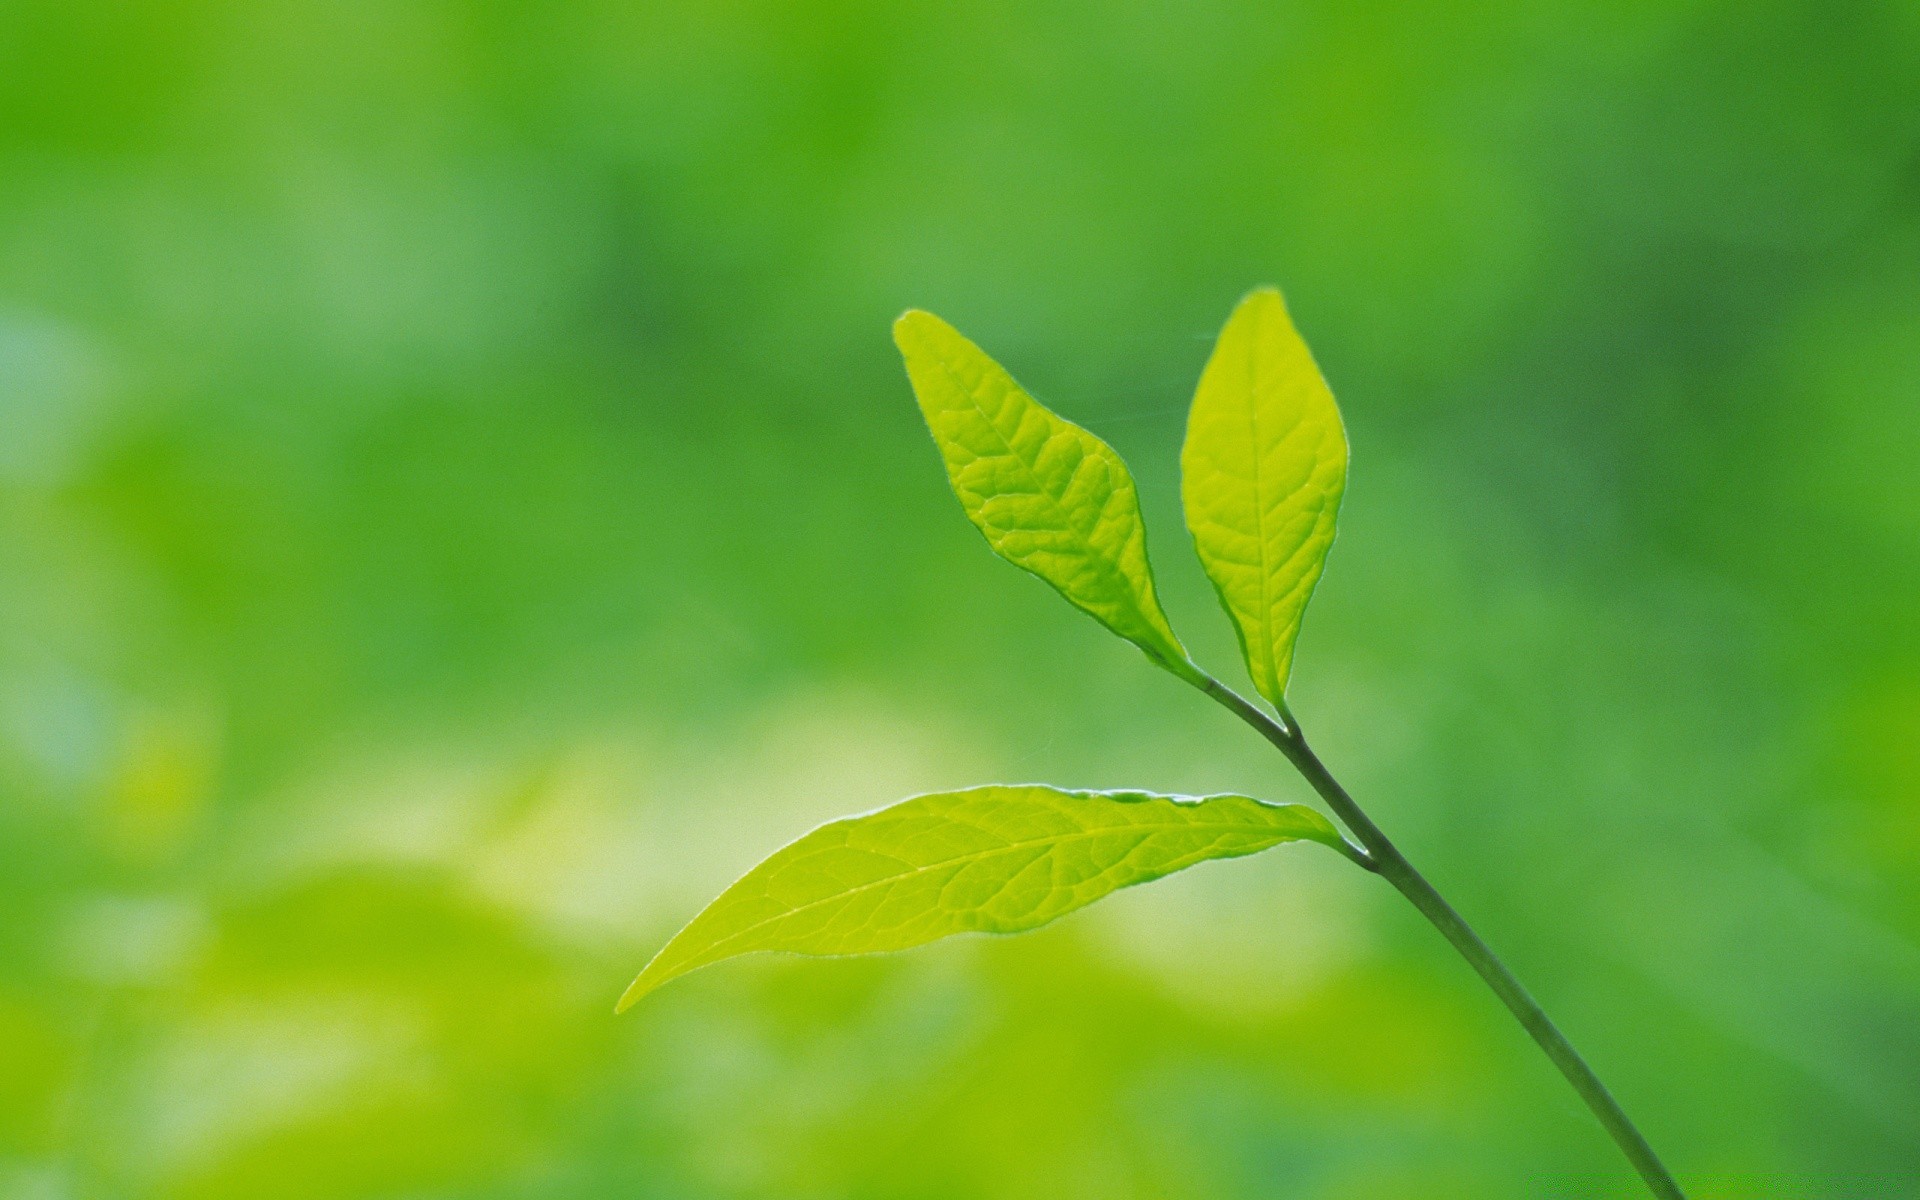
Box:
xmin=1198 ymin=677 xmax=1686 ymax=1200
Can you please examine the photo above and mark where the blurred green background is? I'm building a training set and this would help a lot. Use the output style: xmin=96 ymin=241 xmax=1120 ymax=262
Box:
xmin=2 ymin=1 xmax=1918 ymax=1196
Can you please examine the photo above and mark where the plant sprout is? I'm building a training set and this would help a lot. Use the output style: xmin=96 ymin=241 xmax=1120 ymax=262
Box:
xmin=620 ymin=288 xmax=1686 ymax=1199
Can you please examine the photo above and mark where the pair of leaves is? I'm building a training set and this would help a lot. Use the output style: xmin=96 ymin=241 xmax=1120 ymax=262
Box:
xmin=622 ymin=288 xmax=1349 ymax=1005
xmin=895 ymin=288 xmax=1345 ymax=708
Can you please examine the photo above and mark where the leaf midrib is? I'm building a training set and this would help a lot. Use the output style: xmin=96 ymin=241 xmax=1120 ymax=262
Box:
xmin=1245 ymin=323 xmax=1278 ymax=696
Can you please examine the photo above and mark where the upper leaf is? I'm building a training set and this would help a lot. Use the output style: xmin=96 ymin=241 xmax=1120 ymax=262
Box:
xmin=1181 ymin=288 xmax=1348 ymax=707
xmin=618 ymin=784 xmax=1342 ymax=1007
xmin=894 ymin=311 xmax=1202 ymax=684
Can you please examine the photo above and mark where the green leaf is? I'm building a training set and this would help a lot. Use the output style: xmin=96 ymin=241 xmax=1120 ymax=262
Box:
xmin=618 ymin=784 xmax=1342 ymax=1007
xmin=1181 ymin=287 xmax=1348 ymax=708
xmin=894 ymin=311 xmax=1202 ymax=684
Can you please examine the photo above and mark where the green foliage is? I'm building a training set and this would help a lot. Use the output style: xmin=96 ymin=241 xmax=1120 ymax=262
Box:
xmin=630 ymin=292 xmax=1357 ymax=1003
xmin=893 ymin=310 xmax=1204 ymax=686
xmin=1183 ymin=288 xmax=1348 ymax=707
xmin=618 ymin=786 xmax=1341 ymax=1007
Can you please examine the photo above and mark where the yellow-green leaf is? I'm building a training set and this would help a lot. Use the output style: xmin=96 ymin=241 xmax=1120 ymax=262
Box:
xmin=1181 ymin=287 xmax=1348 ymax=707
xmin=618 ymin=785 xmax=1342 ymax=1007
xmin=894 ymin=311 xmax=1201 ymax=684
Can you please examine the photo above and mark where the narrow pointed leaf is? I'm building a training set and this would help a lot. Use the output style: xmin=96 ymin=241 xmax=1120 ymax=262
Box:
xmin=619 ymin=784 xmax=1343 ymax=1007
xmin=894 ymin=311 xmax=1202 ymax=684
xmin=1182 ymin=287 xmax=1348 ymax=706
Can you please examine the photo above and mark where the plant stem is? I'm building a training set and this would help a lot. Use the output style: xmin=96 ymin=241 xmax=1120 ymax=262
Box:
xmin=1198 ymin=677 xmax=1686 ymax=1200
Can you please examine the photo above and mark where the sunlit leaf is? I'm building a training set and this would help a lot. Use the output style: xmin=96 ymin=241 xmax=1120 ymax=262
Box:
xmin=1182 ymin=287 xmax=1348 ymax=707
xmin=619 ymin=785 xmax=1342 ymax=1007
xmin=894 ymin=311 xmax=1203 ymax=684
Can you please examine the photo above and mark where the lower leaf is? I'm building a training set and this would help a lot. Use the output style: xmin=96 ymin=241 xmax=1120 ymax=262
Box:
xmin=619 ymin=784 xmax=1344 ymax=1008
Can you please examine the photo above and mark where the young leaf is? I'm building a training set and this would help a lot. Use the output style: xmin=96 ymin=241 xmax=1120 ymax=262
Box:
xmin=894 ymin=311 xmax=1204 ymax=685
xmin=619 ymin=784 xmax=1343 ymax=1007
xmin=1182 ymin=287 xmax=1348 ymax=708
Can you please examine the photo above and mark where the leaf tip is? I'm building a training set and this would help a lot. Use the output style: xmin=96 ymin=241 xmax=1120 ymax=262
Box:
xmin=891 ymin=308 xmax=947 ymax=353
xmin=1234 ymin=284 xmax=1289 ymax=321
xmin=616 ymin=944 xmax=686 ymax=1012
xmin=613 ymin=976 xmax=650 ymax=1014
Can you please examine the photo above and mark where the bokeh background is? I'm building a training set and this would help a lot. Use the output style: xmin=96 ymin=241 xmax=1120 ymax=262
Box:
xmin=3 ymin=1 xmax=1918 ymax=1196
